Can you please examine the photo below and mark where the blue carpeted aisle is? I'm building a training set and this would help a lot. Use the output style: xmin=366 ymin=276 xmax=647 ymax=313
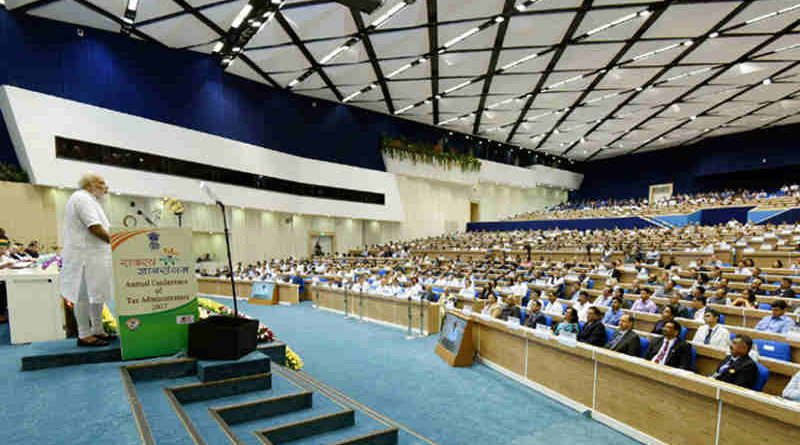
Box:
xmin=214 ymin=300 xmax=642 ymax=445
xmin=0 ymin=324 xmax=140 ymax=445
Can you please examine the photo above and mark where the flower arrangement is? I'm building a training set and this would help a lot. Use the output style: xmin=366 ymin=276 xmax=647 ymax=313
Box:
xmin=198 ymin=297 xmax=275 ymax=343
xmin=102 ymin=305 xmax=118 ymax=334
xmin=381 ymin=136 xmax=482 ymax=172
xmin=164 ymin=197 xmax=185 ymax=227
xmin=39 ymin=254 xmax=62 ymax=271
xmin=285 ymin=346 xmax=304 ymax=371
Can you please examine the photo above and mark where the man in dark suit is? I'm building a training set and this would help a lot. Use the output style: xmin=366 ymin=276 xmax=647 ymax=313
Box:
xmin=713 ymin=334 xmax=758 ymax=389
xmin=605 ymin=314 xmax=640 ymax=357
xmin=523 ymin=300 xmax=547 ymax=329
xmin=578 ymin=306 xmax=607 ymax=346
xmin=645 ymin=321 xmax=693 ymax=371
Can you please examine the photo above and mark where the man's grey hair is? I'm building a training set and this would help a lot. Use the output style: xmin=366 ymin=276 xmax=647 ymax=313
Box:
xmin=78 ymin=173 xmax=103 ymax=190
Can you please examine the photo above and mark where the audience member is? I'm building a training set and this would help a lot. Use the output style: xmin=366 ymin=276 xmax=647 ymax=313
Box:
xmin=712 ymin=335 xmax=758 ymax=389
xmin=523 ymin=300 xmax=547 ymax=329
xmin=645 ymin=321 xmax=693 ymax=371
xmin=692 ymin=309 xmax=731 ymax=349
xmin=631 ymin=287 xmax=658 ymax=313
xmin=555 ymin=307 xmax=580 ymax=336
xmin=651 ymin=305 xmax=676 ymax=335
xmin=605 ymin=314 xmax=640 ymax=357
xmin=577 ymin=306 xmax=606 ymax=346
xmin=755 ymin=300 xmax=796 ymax=334
xmin=602 ymin=297 xmax=624 ymax=326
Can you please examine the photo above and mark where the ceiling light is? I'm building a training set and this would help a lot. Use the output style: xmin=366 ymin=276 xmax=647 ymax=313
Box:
xmin=386 ymin=63 xmax=413 ymax=78
xmin=443 ymin=27 xmax=480 ymax=48
xmin=494 ymin=16 xmax=505 ymax=23
xmin=212 ymin=41 xmax=223 ymax=53
xmin=231 ymin=4 xmax=253 ymax=29
xmin=745 ymin=4 xmax=800 ymax=25
xmin=251 ymin=20 xmax=262 ymax=27
xmin=233 ymin=46 xmax=241 ymax=53
xmin=585 ymin=11 xmax=641 ymax=36
xmin=690 ymin=115 xmax=697 ymax=120
xmin=370 ymin=1 xmax=410 ymax=29
xmin=343 ymin=90 xmax=363 ymax=102
xmin=319 ymin=45 xmax=349 ymax=64
xmin=763 ymin=78 xmax=772 ymax=85
xmin=288 ymin=79 xmax=300 ymax=88
xmin=682 ymin=39 xmax=693 ymax=46
xmin=500 ymin=53 xmax=538 ymax=70
xmin=395 ymin=104 xmax=415 ymax=114
xmin=444 ymin=80 xmax=473 ymax=94
xmin=709 ymin=32 xmax=719 ymax=38
xmin=417 ymin=57 xmax=428 ymax=64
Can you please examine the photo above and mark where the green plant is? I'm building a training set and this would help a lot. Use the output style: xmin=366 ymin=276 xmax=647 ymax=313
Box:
xmin=0 ymin=163 xmax=28 ymax=183
xmin=381 ymin=136 xmax=481 ymax=172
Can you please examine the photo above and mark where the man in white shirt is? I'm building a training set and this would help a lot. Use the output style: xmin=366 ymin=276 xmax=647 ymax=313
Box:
xmin=573 ymin=291 xmax=591 ymax=322
xmin=60 ymin=173 xmax=114 ymax=347
xmin=459 ymin=279 xmax=477 ymax=299
xmin=692 ymin=309 xmax=731 ymax=349
xmin=542 ymin=292 xmax=564 ymax=316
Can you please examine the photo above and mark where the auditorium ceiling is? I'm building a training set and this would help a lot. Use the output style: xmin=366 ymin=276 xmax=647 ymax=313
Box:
xmin=10 ymin=0 xmax=800 ymax=161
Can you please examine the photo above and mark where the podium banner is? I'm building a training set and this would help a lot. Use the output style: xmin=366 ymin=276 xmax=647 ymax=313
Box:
xmin=111 ymin=227 xmax=198 ymax=360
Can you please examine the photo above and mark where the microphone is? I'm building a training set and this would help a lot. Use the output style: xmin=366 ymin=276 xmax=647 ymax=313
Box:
xmin=200 ymin=181 xmax=222 ymax=205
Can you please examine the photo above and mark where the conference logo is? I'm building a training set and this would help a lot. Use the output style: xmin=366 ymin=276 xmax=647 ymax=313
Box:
xmin=126 ymin=318 xmax=142 ymax=331
xmin=147 ymin=232 xmax=161 ymax=251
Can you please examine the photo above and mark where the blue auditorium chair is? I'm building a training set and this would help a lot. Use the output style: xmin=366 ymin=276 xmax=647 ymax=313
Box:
xmin=689 ymin=345 xmax=696 ymax=372
xmin=432 ymin=287 xmax=445 ymax=295
xmin=718 ymin=313 xmax=725 ymax=324
xmin=639 ymin=337 xmax=650 ymax=358
xmin=753 ymin=363 xmax=770 ymax=392
xmin=758 ymin=303 xmax=772 ymax=311
xmin=544 ymin=316 xmax=553 ymax=327
xmin=519 ymin=309 xmax=527 ymax=325
xmin=679 ymin=326 xmax=688 ymax=341
xmin=605 ymin=326 xmax=616 ymax=343
xmin=753 ymin=339 xmax=792 ymax=362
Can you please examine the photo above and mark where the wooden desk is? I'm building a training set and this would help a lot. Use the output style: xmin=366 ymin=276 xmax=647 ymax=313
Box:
xmin=197 ymin=277 xmax=300 ymax=305
xmin=0 ymin=269 xmax=65 ymax=344
xmin=312 ymin=286 xmax=441 ymax=334
xmin=469 ymin=314 xmax=800 ymax=445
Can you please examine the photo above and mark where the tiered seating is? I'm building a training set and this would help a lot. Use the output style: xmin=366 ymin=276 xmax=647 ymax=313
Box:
xmin=506 ymin=186 xmax=800 ymax=221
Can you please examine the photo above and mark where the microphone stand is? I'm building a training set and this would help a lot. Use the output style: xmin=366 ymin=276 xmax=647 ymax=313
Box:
xmin=202 ymin=182 xmax=239 ymax=318
xmin=217 ymin=199 xmax=239 ymax=318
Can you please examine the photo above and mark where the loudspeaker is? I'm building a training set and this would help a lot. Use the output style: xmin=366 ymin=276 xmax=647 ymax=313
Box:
xmin=188 ymin=316 xmax=259 ymax=360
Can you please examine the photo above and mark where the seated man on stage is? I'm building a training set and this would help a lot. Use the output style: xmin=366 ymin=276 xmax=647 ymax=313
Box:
xmin=712 ymin=335 xmax=758 ymax=389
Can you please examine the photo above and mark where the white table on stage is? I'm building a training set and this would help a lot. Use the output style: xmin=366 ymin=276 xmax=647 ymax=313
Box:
xmin=0 ymin=269 xmax=65 ymax=344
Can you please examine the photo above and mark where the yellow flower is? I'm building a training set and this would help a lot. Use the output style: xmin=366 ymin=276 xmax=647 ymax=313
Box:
xmin=285 ymin=346 xmax=304 ymax=371
xmin=102 ymin=304 xmax=118 ymax=333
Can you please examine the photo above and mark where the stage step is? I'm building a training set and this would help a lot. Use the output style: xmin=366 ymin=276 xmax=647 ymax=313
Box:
xmin=197 ymin=350 xmax=271 ymax=382
xmin=169 ymin=372 xmax=272 ymax=404
xmin=329 ymin=428 xmax=399 ymax=445
xmin=125 ymin=358 xmax=197 ymax=382
xmin=213 ymin=391 xmax=314 ymax=425
xmin=258 ymin=341 xmax=287 ymax=365
xmin=255 ymin=409 xmax=356 ymax=444
xmin=21 ymin=339 xmax=121 ymax=371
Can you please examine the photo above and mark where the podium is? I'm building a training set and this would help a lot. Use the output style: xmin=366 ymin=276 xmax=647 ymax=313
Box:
xmin=111 ymin=227 xmax=198 ymax=360
xmin=435 ymin=311 xmax=475 ymax=367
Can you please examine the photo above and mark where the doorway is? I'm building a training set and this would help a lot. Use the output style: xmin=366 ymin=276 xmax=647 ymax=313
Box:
xmin=310 ymin=232 xmax=335 ymax=257
xmin=470 ymin=202 xmax=480 ymax=222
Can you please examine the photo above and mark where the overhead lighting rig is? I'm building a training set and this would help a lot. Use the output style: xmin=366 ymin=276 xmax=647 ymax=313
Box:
xmin=215 ymin=1 xmax=286 ymax=68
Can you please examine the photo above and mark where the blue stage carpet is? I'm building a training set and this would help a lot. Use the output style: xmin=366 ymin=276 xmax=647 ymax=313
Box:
xmin=211 ymin=300 xmax=642 ymax=445
xmin=0 ymin=302 xmax=643 ymax=445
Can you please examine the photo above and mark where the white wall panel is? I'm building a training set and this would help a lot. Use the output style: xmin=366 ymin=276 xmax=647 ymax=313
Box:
xmin=0 ymin=86 xmax=405 ymax=222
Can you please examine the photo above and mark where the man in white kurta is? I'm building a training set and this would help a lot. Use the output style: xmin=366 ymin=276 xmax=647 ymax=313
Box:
xmin=61 ymin=174 xmax=114 ymax=346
